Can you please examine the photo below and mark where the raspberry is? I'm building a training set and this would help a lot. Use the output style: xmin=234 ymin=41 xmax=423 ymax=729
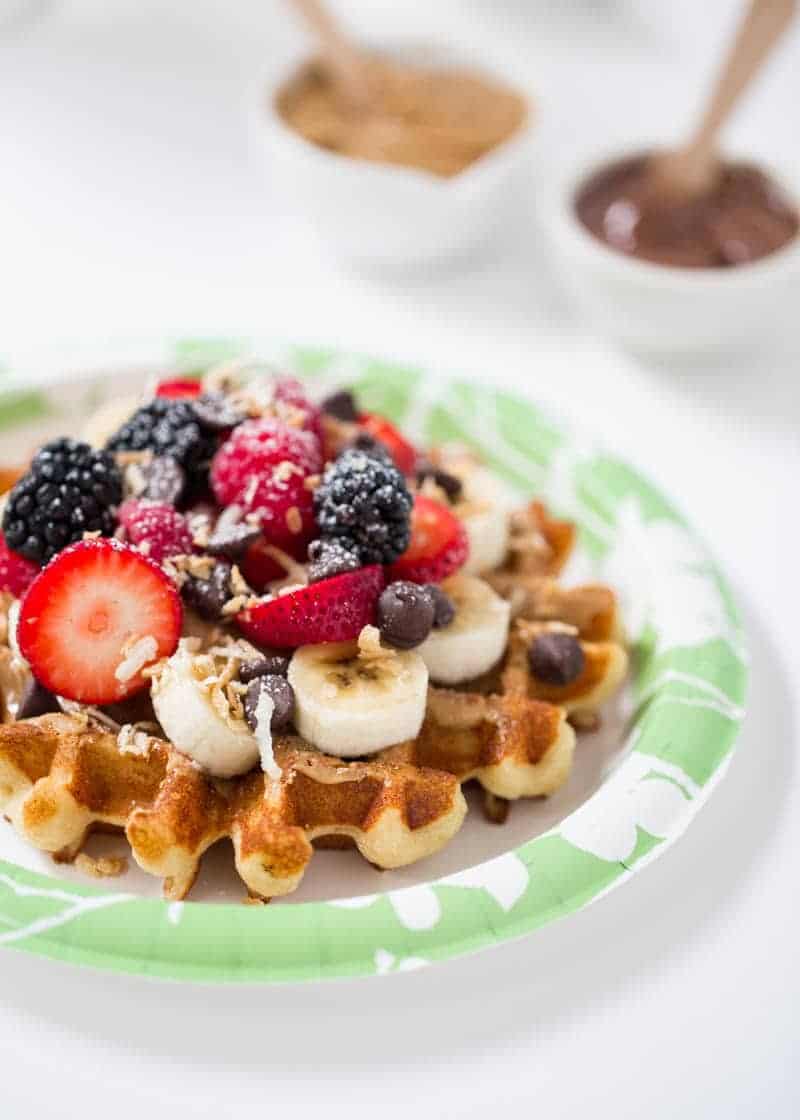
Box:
xmin=272 ymin=377 xmax=323 ymax=445
xmin=118 ymin=499 xmax=193 ymax=564
xmin=0 ymin=531 xmax=39 ymax=597
xmin=210 ymin=419 xmax=322 ymax=555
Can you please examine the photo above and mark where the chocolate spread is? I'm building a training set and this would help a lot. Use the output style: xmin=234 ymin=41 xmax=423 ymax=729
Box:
xmin=574 ymin=154 xmax=798 ymax=268
xmin=277 ymin=58 xmax=527 ymax=178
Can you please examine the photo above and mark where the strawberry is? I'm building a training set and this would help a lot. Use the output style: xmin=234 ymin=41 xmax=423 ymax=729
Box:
xmin=155 ymin=378 xmax=202 ymax=400
xmin=237 ymin=565 xmax=385 ymax=648
xmin=0 ymin=531 xmax=39 ymax=597
xmin=18 ymin=538 xmax=182 ymax=704
xmin=272 ymin=377 xmax=324 ymax=445
xmin=358 ymin=413 xmax=418 ymax=475
xmin=118 ymin=499 xmax=194 ymax=564
xmin=240 ymin=536 xmax=291 ymax=591
xmin=387 ymin=495 xmax=469 ymax=584
xmin=210 ymin=419 xmax=322 ymax=555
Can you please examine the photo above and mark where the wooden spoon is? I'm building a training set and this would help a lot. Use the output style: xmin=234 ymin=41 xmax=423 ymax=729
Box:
xmin=287 ymin=0 xmax=372 ymax=109
xmin=648 ymin=0 xmax=797 ymax=198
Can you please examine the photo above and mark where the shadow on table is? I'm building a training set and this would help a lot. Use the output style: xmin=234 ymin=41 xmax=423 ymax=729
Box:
xmin=0 ymin=592 xmax=793 ymax=1076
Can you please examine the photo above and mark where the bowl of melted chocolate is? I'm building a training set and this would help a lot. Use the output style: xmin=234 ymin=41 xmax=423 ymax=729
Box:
xmin=546 ymin=146 xmax=800 ymax=354
xmin=575 ymin=153 xmax=798 ymax=270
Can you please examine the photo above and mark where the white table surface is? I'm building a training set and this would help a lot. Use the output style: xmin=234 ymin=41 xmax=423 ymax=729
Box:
xmin=1 ymin=2 xmax=798 ymax=1117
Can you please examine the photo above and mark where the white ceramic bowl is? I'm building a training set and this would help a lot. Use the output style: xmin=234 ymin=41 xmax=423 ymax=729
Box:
xmin=249 ymin=45 xmax=536 ymax=271
xmin=544 ymin=145 xmax=800 ymax=355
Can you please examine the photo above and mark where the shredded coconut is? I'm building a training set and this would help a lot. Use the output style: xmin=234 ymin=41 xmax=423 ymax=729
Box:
xmin=114 ymin=634 xmax=159 ymax=682
xmin=253 ymin=690 xmax=282 ymax=783
xmin=117 ymin=722 xmax=161 ymax=757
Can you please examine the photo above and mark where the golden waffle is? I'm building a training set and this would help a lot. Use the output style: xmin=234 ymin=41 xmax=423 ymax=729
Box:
xmin=0 ymin=713 xmax=467 ymax=899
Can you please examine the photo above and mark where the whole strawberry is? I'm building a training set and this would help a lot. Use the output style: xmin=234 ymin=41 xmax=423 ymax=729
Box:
xmin=210 ymin=419 xmax=322 ymax=556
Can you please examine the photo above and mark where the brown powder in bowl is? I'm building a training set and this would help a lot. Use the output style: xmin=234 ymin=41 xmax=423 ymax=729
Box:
xmin=276 ymin=57 xmax=528 ymax=178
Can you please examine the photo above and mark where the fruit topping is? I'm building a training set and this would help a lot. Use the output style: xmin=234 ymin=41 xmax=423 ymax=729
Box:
xmin=320 ymin=388 xmax=359 ymax=422
xmin=239 ymin=654 xmax=290 ymax=681
xmin=426 ymin=583 xmax=456 ymax=628
xmin=387 ymin=494 xmax=469 ymax=584
xmin=243 ymin=674 xmax=295 ymax=733
xmin=415 ymin=460 xmax=463 ymax=503
xmin=306 ymin=538 xmax=360 ymax=583
xmin=416 ymin=575 xmax=510 ymax=685
xmin=357 ymin=413 xmax=418 ymax=475
xmin=237 ymin=564 xmax=385 ymax=648
xmin=106 ymin=398 xmax=218 ymax=475
xmin=181 ymin=560 xmax=234 ymax=621
xmin=118 ymin=499 xmax=193 ymax=564
xmin=2 ymin=438 xmax=123 ymax=564
xmin=140 ymin=456 xmax=186 ymax=505
xmin=239 ymin=537 xmax=292 ymax=590
xmin=210 ymin=418 xmax=322 ymax=555
xmin=17 ymin=538 xmax=182 ymax=704
xmin=155 ymin=378 xmax=202 ymax=400
xmin=286 ymin=625 xmax=428 ymax=757
xmin=528 ymin=632 xmax=585 ymax=686
xmin=376 ymin=580 xmax=435 ymax=650
xmin=0 ymin=531 xmax=40 ymax=597
xmin=314 ymin=447 xmax=412 ymax=565
xmin=272 ymin=376 xmax=324 ymax=443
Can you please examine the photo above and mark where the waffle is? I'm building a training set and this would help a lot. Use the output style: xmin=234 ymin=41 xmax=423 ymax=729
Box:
xmin=0 ymin=712 xmax=467 ymax=899
xmin=0 ymin=497 xmax=627 ymax=898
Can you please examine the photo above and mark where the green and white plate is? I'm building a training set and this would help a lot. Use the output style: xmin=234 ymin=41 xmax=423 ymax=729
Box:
xmin=0 ymin=336 xmax=746 ymax=983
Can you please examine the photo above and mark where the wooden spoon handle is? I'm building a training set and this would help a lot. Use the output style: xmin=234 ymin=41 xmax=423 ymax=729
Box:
xmin=689 ymin=0 xmax=797 ymax=155
xmin=288 ymin=0 xmax=371 ymax=107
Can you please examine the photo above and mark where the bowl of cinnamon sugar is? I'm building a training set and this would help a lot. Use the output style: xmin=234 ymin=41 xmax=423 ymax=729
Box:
xmin=251 ymin=45 xmax=533 ymax=269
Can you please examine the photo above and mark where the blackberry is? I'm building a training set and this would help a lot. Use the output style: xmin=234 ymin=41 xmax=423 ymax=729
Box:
xmin=2 ymin=438 xmax=123 ymax=564
xmin=314 ymin=448 xmax=412 ymax=565
xmin=105 ymin=398 xmax=217 ymax=476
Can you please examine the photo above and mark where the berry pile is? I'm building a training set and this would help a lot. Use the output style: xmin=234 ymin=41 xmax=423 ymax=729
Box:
xmin=2 ymin=439 xmax=123 ymax=564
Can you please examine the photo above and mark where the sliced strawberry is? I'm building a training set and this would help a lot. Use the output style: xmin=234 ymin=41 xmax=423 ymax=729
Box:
xmin=387 ymin=495 xmax=469 ymax=584
xmin=155 ymin=378 xmax=202 ymax=400
xmin=0 ymin=531 xmax=39 ymax=597
xmin=240 ymin=536 xmax=294 ymax=591
xmin=237 ymin=565 xmax=385 ymax=648
xmin=358 ymin=413 xmax=418 ymax=475
xmin=18 ymin=538 xmax=182 ymax=704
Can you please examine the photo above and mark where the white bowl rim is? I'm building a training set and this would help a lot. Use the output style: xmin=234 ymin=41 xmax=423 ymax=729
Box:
xmin=545 ymin=141 xmax=800 ymax=288
xmin=250 ymin=41 xmax=537 ymax=196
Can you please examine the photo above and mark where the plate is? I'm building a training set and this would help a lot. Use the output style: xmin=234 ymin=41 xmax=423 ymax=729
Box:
xmin=0 ymin=336 xmax=746 ymax=982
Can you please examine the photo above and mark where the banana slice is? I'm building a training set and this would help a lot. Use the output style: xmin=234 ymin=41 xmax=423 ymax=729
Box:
xmin=150 ymin=642 xmax=259 ymax=778
xmin=288 ymin=626 xmax=428 ymax=757
xmin=452 ymin=467 xmax=511 ymax=575
xmin=417 ymin=574 xmax=510 ymax=685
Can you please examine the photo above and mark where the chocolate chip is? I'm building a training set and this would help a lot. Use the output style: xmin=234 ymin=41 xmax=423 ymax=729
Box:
xmin=377 ymin=581 xmax=435 ymax=650
xmin=307 ymin=539 xmax=360 ymax=583
xmin=244 ymin=674 xmax=295 ymax=733
xmin=425 ymin=584 xmax=456 ymax=628
xmin=348 ymin=432 xmax=391 ymax=462
xmin=321 ymin=389 xmax=359 ymax=423
xmin=528 ymin=632 xmax=585 ymax=686
xmin=142 ymin=456 xmax=185 ymax=504
xmin=206 ymin=521 xmax=262 ymax=560
xmin=16 ymin=679 xmax=61 ymax=721
xmin=191 ymin=392 xmax=248 ymax=432
xmin=240 ymin=655 xmax=290 ymax=682
xmin=181 ymin=561 xmax=232 ymax=621
xmin=415 ymin=461 xmax=462 ymax=503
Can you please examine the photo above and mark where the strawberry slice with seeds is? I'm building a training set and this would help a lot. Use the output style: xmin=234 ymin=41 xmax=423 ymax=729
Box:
xmin=155 ymin=378 xmax=202 ymax=400
xmin=18 ymin=538 xmax=182 ymax=704
xmin=0 ymin=530 xmax=39 ymax=597
xmin=387 ymin=495 xmax=469 ymax=584
xmin=237 ymin=565 xmax=385 ymax=648
xmin=358 ymin=413 xmax=418 ymax=475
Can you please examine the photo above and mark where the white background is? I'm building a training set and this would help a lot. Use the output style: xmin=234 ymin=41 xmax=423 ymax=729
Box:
xmin=0 ymin=1 xmax=798 ymax=1117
